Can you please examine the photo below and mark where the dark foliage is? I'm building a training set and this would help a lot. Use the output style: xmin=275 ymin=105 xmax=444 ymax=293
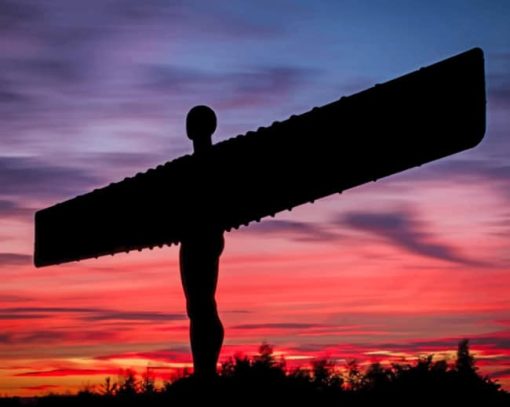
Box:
xmin=1 ymin=340 xmax=508 ymax=406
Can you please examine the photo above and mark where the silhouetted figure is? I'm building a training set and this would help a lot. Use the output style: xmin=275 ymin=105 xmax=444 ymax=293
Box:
xmin=180 ymin=105 xmax=224 ymax=381
xmin=33 ymin=49 xmax=487 ymax=393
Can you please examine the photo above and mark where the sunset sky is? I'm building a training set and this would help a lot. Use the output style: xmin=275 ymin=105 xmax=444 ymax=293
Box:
xmin=1 ymin=0 xmax=510 ymax=396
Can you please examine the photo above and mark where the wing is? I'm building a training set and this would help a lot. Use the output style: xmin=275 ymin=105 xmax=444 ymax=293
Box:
xmin=34 ymin=48 xmax=485 ymax=267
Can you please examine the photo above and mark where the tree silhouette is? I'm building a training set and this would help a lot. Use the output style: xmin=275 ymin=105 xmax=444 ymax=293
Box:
xmin=98 ymin=376 xmax=117 ymax=396
xmin=363 ymin=361 xmax=394 ymax=392
xmin=456 ymin=338 xmax=476 ymax=375
xmin=141 ymin=368 xmax=156 ymax=394
xmin=346 ymin=359 xmax=364 ymax=391
xmin=312 ymin=358 xmax=343 ymax=389
xmin=117 ymin=369 xmax=138 ymax=397
xmin=3 ymin=340 xmax=510 ymax=407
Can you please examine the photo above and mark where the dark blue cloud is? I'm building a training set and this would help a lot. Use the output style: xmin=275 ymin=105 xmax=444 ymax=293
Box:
xmin=102 ymin=0 xmax=283 ymax=38
xmin=487 ymin=51 xmax=510 ymax=109
xmin=0 ymin=87 xmax=32 ymax=105
xmin=0 ymin=156 xmax=100 ymax=200
xmin=142 ymin=64 xmax=318 ymax=110
xmin=489 ymin=78 xmax=510 ymax=109
xmin=6 ymin=58 xmax=86 ymax=85
xmin=0 ymin=0 xmax=306 ymax=162
xmin=339 ymin=209 xmax=486 ymax=267
xmin=0 ymin=0 xmax=41 ymax=31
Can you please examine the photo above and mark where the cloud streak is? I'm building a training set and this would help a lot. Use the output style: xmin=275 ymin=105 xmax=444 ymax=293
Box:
xmin=15 ymin=368 xmax=121 ymax=378
xmin=0 ymin=0 xmax=294 ymax=149
xmin=232 ymin=323 xmax=322 ymax=330
xmin=0 ymin=307 xmax=186 ymax=323
xmin=0 ymin=199 xmax=31 ymax=219
xmin=142 ymin=64 xmax=317 ymax=111
xmin=339 ymin=209 xmax=485 ymax=267
xmin=0 ymin=253 xmax=31 ymax=266
xmin=0 ymin=156 xmax=101 ymax=200
xmin=246 ymin=219 xmax=341 ymax=242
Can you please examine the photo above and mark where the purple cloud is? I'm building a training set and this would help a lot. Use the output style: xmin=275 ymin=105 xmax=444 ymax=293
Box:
xmin=376 ymin=334 xmax=510 ymax=353
xmin=19 ymin=329 xmax=119 ymax=344
xmin=487 ymin=52 xmax=510 ymax=109
xmin=433 ymin=159 xmax=510 ymax=182
xmin=0 ymin=329 xmax=121 ymax=346
xmin=339 ymin=209 xmax=486 ymax=267
xmin=0 ymin=306 xmax=186 ymax=322
xmin=396 ymin=158 xmax=510 ymax=209
xmin=246 ymin=219 xmax=341 ymax=242
xmin=491 ymin=368 xmax=510 ymax=379
xmin=0 ymin=156 xmax=100 ymax=200
xmin=0 ymin=333 xmax=12 ymax=344
xmin=0 ymin=200 xmax=31 ymax=219
xmin=0 ymin=253 xmax=31 ymax=266
xmin=82 ymin=310 xmax=185 ymax=322
xmin=142 ymin=64 xmax=318 ymax=111
xmin=0 ymin=314 xmax=40 ymax=321
xmin=0 ymin=0 xmax=318 ymax=191
xmin=0 ymin=0 xmax=41 ymax=31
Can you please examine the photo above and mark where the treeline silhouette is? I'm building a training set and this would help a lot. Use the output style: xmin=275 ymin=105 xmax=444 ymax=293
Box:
xmin=1 ymin=340 xmax=509 ymax=406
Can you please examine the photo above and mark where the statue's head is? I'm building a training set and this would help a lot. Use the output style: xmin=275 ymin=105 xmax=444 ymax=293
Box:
xmin=186 ymin=105 xmax=217 ymax=142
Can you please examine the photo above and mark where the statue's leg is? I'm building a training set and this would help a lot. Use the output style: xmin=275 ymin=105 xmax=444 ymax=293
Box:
xmin=179 ymin=233 xmax=224 ymax=380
